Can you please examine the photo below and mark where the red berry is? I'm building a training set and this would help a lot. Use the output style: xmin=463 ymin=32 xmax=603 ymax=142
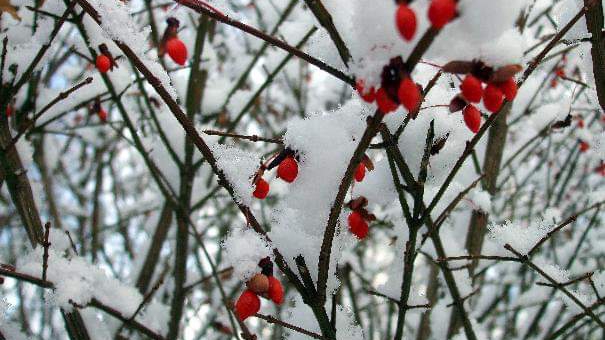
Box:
xmin=354 ymin=163 xmax=366 ymax=182
xmin=97 ymin=108 xmax=108 ymax=122
xmin=235 ymin=289 xmax=260 ymax=321
xmin=428 ymin=0 xmax=456 ymax=29
xmin=462 ymin=105 xmax=481 ymax=133
xmin=497 ymin=78 xmax=518 ymax=101
xmin=550 ymin=78 xmax=558 ymax=88
xmin=0 ymin=277 xmax=4 ymax=285
xmin=396 ymin=4 xmax=417 ymax=41
xmin=398 ymin=77 xmax=421 ymax=112
xmin=460 ymin=75 xmax=483 ymax=103
xmin=578 ymin=119 xmax=585 ymax=128
xmin=348 ymin=211 xmax=369 ymax=239
xmin=96 ymin=55 xmax=111 ymax=73
xmin=166 ymin=38 xmax=188 ymax=65
xmin=253 ymin=178 xmax=270 ymax=199
xmin=555 ymin=67 xmax=565 ymax=78
xmin=483 ymin=84 xmax=504 ymax=113
xmin=5 ymin=106 xmax=12 ymax=117
xmin=356 ymin=80 xmax=376 ymax=103
xmin=376 ymin=88 xmax=399 ymax=113
xmin=277 ymin=156 xmax=298 ymax=183
xmin=267 ymin=276 xmax=284 ymax=305
xmin=580 ymin=141 xmax=589 ymax=153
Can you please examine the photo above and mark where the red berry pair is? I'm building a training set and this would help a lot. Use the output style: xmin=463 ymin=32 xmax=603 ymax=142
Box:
xmin=460 ymin=74 xmax=517 ymax=113
xmin=253 ymin=152 xmax=299 ymax=200
xmin=357 ymin=77 xmax=420 ymax=115
xmin=396 ymin=0 xmax=456 ymax=41
xmin=235 ymin=259 xmax=284 ymax=321
xmin=346 ymin=197 xmax=376 ymax=240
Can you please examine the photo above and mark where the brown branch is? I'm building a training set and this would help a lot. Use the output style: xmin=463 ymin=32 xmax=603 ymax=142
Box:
xmin=204 ymin=130 xmax=283 ymax=144
xmin=41 ymin=222 xmax=51 ymax=281
xmin=254 ymin=313 xmax=328 ymax=340
xmin=174 ymin=0 xmax=355 ymax=86
xmin=583 ymin=0 xmax=605 ymax=111
xmin=302 ymin=0 xmax=351 ymax=66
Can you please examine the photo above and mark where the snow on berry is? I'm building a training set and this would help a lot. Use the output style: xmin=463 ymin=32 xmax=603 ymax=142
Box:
xmin=222 ymin=227 xmax=273 ymax=281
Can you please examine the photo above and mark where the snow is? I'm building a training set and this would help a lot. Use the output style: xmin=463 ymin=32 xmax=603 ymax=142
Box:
xmin=222 ymin=226 xmax=273 ymax=281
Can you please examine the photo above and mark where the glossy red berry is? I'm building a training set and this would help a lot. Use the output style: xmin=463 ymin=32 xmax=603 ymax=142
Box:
xmin=483 ymin=84 xmax=504 ymax=113
xmin=267 ymin=276 xmax=284 ymax=305
xmin=354 ymin=163 xmax=366 ymax=182
xmin=580 ymin=141 xmax=589 ymax=153
xmin=428 ymin=0 xmax=456 ymax=29
xmin=97 ymin=108 xmax=108 ymax=122
xmin=277 ymin=156 xmax=298 ymax=183
xmin=96 ymin=55 xmax=111 ymax=73
xmin=235 ymin=289 xmax=260 ymax=321
xmin=463 ymin=105 xmax=481 ymax=133
xmin=376 ymin=88 xmax=398 ymax=113
xmin=348 ymin=211 xmax=369 ymax=239
xmin=398 ymin=77 xmax=421 ymax=112
xmin=497 ymin=78 xmax=518 ymax=101
xmin=396 ymin=4 xmax=417 ymax=41
xmin=166 ymin=38 xmax=188 ymax=65
xmin=460 ymin=75 xmax=483 ymax=103
xmin=356 ymin=80 xmax=376 ymax=103
xmin=253 ymin=178 xmax=270 ymax=199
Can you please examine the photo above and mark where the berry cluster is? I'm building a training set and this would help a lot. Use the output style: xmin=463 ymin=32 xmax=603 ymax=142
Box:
xmin=346 ymin=197 xmax=376 ymax=240
xmin=356 ymin=57 xmax=421 ymax=115
xmin=235 ymin=257 xmax=284 ymax=321
xmin=252 ymin=149 xmax=299 ymax=200
xmin=396 ymin=0 xmax=457 ymax=42
xmin=444 ymin=60 xmax=521 ymax=133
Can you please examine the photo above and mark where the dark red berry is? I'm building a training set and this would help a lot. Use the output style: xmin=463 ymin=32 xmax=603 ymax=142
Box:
xmin=497 ymin=78 xmax=518 ymax=101
xmin=463 ymin=105 xmax=481 ymax=133
xmin=98 ymin=108 xmax=108 ymax=122
xmin=398 ymin=77 xmax=421 ymax=112
xmin=348 ymin=211 xmax=369 ymax=239
xmin=277 ymin=156 xmax=298 ymax=183
xmin=235 ymin=289 xmax=260 ymax=321
xmin=96 ymin=55 xmax=111 ymax=73
xmin=460 ymin=75 xmax=483 ymax=103
xmin=483 ymin=84 xmax=504 ymax=113
xmin=267 ymin=276 xmax=284 ymax=305
xmin=354 ymin=163 xmax=366 ymax=182
xmin=5 ymin=106 xmax=12 ymax=117
xmin=428 ymin=0 xmax=456 ymax=29
xmin=376 ymin=88 xmax=398 ymax=113
xmin=580 ymin=141 xmax=589 ymax=153
xmin=396 ymin=4 xmax=417 ymax=41
xmin=166 ymin=38 xmax=188 ymax=65
xmin=253 ymin=178 xmax=270 ymax=199
xmin=356 ymin=80 xmax=376 ymax=103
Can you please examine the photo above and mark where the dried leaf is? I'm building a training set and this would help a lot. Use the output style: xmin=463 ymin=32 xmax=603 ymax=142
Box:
xmin=0 ymin=0 xmax=20 ymax=20
xmin=490 ymin=64 xmax=523 ymax=83
xmin=442 ymin=61 xmax=474 ymax=74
